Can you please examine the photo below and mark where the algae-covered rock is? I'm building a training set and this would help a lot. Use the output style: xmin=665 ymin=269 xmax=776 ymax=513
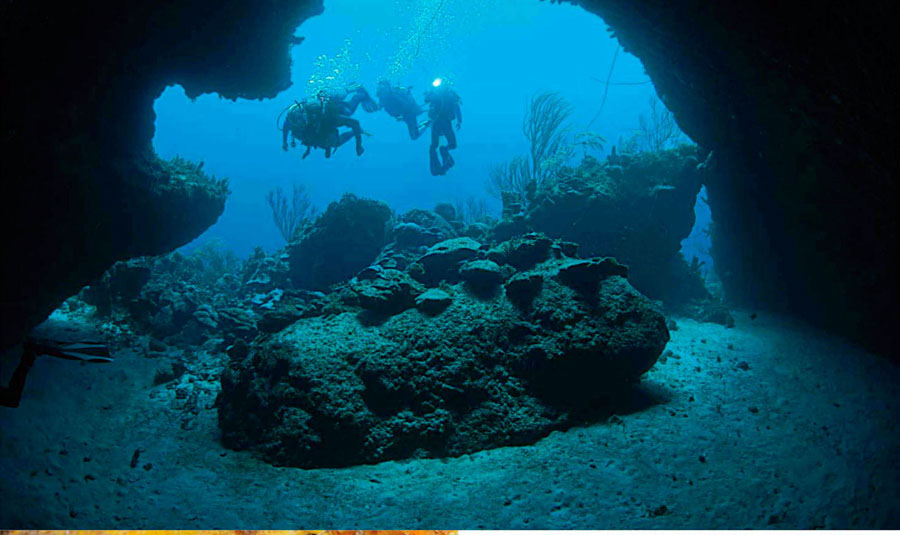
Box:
xmin=459 ymin=259 xmax=504 ymax=289
xmin=257 ymin=307 xmax=303 ymax=334
xmin=398 ymin=209 xmax=457 ymax=246
xmin=415 ymin=288 xmax=453 ymax=316
xmin=287 ymin=194 xmax=392 ymax=291
xmin=433 ymin=203 xmax=457 ymax=223
xmin=505 ymin=272 xmax=544 ymax=309
xmin=352 ymin=269 xmax=425 ymax=316
xmin=487 ymin=232 xmax=554 ymax=270
xmin=218 ymin=249 xmax=668 ymax=468
xmin=393 ymin=222 xmax=440 ymax=248
xmin=415 ymin=237 xmax=483 ymax=284
xmin=242 ymin=248 xmax=290 ymax=293
xmin=557 ymin=257 xmax=629 ymax=293
xmin=523 ymin=147 xmax=707 ymax=306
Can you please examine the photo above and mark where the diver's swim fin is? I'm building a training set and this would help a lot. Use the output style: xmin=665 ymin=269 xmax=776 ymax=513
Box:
xmin=24 ymin=337 xmax=113 ymax=363
xmin=430 ymin=149 xmax=443 ymax=176
xmin=440 ymin=146 xmax=455 ymax=172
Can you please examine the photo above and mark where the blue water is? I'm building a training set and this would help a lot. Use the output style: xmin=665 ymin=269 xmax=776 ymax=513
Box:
xmin=153 ymin=0 xmax=666 ymax=257
xmin=681 ymin=186 xmax=713 ymax=276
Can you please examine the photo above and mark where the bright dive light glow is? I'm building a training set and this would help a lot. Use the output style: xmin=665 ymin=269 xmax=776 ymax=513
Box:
xmin=432 ymin=78 xmax=442 ymax=87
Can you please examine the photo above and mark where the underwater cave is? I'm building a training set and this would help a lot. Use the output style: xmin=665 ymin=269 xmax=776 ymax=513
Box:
xmin=1 ymin=0 xmax=897 ymax=529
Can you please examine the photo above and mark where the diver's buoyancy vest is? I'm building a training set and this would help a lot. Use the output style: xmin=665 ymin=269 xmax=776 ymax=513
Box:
xmin=428 ymin=89 xmax=459 ymax=120
xmin=286 ymin=107 xmax=306 ymax=132
xmin=380 ymin=87 xmax=417 ymax=117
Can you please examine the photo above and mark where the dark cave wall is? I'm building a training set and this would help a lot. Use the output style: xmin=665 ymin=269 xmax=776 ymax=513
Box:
xmin=1 ymin=0 xmax=896 ymax=356
xmin=0 ymin=1 xmax=324 ymax=351
xmin=576 ymin=0 xmax=898 ymax=355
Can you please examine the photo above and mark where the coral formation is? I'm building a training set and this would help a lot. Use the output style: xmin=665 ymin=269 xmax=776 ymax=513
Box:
xmin=267 ymin=183 xmax=317 ymax=242
xmin=218 ymin=233 xmax=668 ymax=468
xmin=491 ymin=145 xmax=712 ymax=313
xmin=288 ymin=194 xmax=393 ymax=290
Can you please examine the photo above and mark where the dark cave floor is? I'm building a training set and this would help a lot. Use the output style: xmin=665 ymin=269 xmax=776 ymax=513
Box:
xmin=1 ymin=310 xmax=898 ymax=528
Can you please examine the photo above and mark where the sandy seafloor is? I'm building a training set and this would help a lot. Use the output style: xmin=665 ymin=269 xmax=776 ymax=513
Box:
xmin=1 ymin=309 xmax=898 ymax=529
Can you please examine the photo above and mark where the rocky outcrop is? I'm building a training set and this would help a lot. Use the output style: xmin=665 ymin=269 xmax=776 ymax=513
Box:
xmin=0 ymin=1 xmax=323 ymax=352
xmin=369 ymin=206 xmax=464 ymax=275
xmin=81 ymin=245 xmax=253 ymax=348
xmin=576 ymin=1 xmax=897 ymax=354
xmin=394 ymin=209 xmax=457 ymax=248
xmin=287 ymin=194 xmax=393 ymax=291
xmin=218 ymin=234 xmax=669 ymax=468
xmin=505 ymin=147 xmax=707 ymax=307
xmin=351 ymin=268 xmax=425 ymax=317
xmin=2 ymin=154 xmax=229 ymax=352
xmin=242 ymin=247 xmax=291 ymax=294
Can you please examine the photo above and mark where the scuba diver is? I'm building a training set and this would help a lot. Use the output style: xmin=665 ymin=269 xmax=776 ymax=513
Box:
xmin=280 ymin=83 xmax=378 ymax=158
xmin=423 ymin=78 xmax=462 ymax=176
xmin=315 ymin=83 xmax=378 ymax=156
xmin=375 ymin=79 xmax=428 ymax=140
xmin=282 ymin=99 xmax=311 ymax=151
xmin=282 ymin=98 xmax=356 ymax=159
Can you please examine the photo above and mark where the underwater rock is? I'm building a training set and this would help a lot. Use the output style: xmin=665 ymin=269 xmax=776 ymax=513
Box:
xmin=106 ymin=261 xmax=153 ymax=301
xmin=218 ymin=246 xmax=668 ymax=468
xmin=81 ymin=259 xmax=154 ymax=316
xmin=414 ymin=288 xmax=453 ymax=316
xmin=1 ymin=0 xmax=328 ymax=353
xmin=399 ymin=209 xmax=457 ymax=245
xmin=522 ymin=147 xmax=707 ymax=306
xmin=148 ymin=338 xmax=167 ymax=353
xmin=383 ymin=210 xmax=461 ymax=272
xmin=249 ymin=288 xmax=284 ymax=310
xmin=192 ymin=304 xmax=219 ymax=329
xmin=257 ymin=308 xmax=302 ymax=334
xmin=415 ymin=237 xmax=483 ymax=284
xmin=287 ymin=194 xmax=393 ymax=291
xmin=352 ymin=269 xmax=425 ymax=316
xmin=81 ymin=246 xmax=255 ymax=349
xmin=147 ymin=294 xmax=196 ymax=339
xmin=226 ymin=339 xmax=249 ymax=361
xmin=458 ymin=260 xmax=504 ymax=290
xmin=216 ymin=307 xmax=258 ymax=344
xmin=486 ymin=232 xmax=554 ymax=270
xmin=153 ymin=359 xmax=187 ymax=386
xmin=2 ymin=150 xmax=230 ymax=353
xmin=557 ymin=258 xmax=629 ymax=294
xmin=490 ymin=216 xmax=530 ymax=243
xmin=505 ymin=272 xmax=544 ymax=309
xmin=462 ymin=222 xmax=490 ymax=240
xmin=242 ymin=248 xmax=290 ymax=294
xmin=370 ymin=243 xmax=423 ymax=273
xmin=393 ymin=222 xmax=440 ymax=249
xmin=574 ymin=0 xmax=900 ymax=356
xmin=432 ymin=202 xmax=457 ymax=223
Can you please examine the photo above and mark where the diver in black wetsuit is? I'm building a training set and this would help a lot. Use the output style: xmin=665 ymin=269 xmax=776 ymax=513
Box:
xmin=423 ymin=79 xmax=462 ymax=176
xmin=282 ymin=99 xmax=349 ymax=158
xmin=282 ymin=100 xmax=309 ymax=151
xmin=317 ymin=84 xmax=378 ymax=156
xmin=281 ymin=84 xmax=377 ymax=158
xmin=375 ymin=79 xmax=428 ymax=140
